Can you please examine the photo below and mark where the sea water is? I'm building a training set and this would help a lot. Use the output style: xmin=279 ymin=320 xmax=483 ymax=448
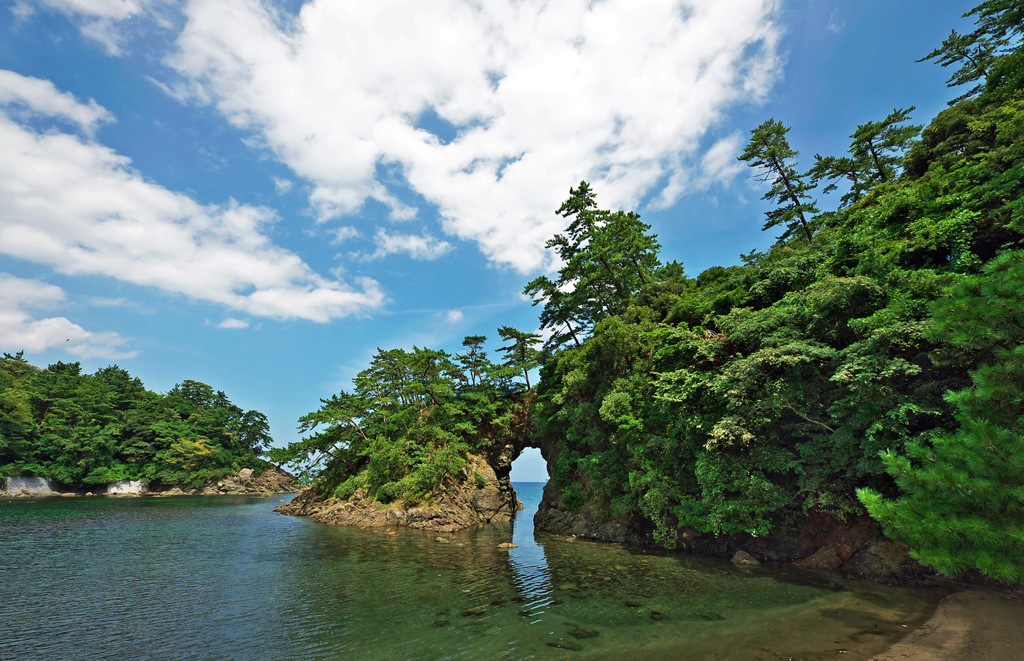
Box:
xmin=0 ymin=482 xmax=940 ymax=660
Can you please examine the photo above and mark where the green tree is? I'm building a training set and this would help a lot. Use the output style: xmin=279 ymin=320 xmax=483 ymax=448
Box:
xmin=808 ymin=155 xmax=866 ymax=208
xmin=525 ymin=181 xmax=661 ymax=350
xmin=272 ymin=341 xmax=527 ymax=503
xmin=858 ymin=251 xmax=1024 ymax=584
xmin=458 ymin=335 xmax=489 ymax=387
xmin=848 ymin=108 xmax=921 ymax=186
xmin=738 ymin=119 xmax=819 ymax=242
xmin=496 ymin=326 xmax=542 ymax=389
xmin=920 ymin=29 xmax=1005 ymax=103
xmin=920 ymin=0 xmax=1024 ymax=103
xmin=0 ymin=358 xmax=273 ymax=488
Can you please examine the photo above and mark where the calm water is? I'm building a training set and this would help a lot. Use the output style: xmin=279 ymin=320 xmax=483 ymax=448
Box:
xmin=0 ymin=483 xmax=940 ymax=660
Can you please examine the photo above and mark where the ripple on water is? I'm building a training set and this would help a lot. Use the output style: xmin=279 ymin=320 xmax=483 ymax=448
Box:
xmin=0 ymin=487 xmax=941 ymax=660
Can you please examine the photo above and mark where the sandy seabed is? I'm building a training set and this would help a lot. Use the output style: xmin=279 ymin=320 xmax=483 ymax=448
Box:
xmin=872 ymin=589 xmax=1024 ymax=660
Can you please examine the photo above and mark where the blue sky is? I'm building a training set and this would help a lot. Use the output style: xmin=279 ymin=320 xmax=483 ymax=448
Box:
xmin=0 ymin=0 xmax=976 ymax=482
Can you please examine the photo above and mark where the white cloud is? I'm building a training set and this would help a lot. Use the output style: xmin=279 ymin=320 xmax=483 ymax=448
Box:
xmin=167 ymin=0 xmax=784 ymax=273
xmin=88 ymin=296 xmax=129 ymax=307
xmin=653 ymin=132 xmax=747 ymax=208
xmin=0 ymin=70 xmax=113 ymax=136
xmin=272 ymin=175 xmax=293 ymax=194
xmin=0 ymin=273 xmax=137 ymax=359
xmin=826 ymin=8 xmax=846 ymax=34
xmin=217 ymin=318 xmax=249 ymax=329
xmin=32 ymin=0 xmax=150 ymax=55
xmin=10 ymin=2 xmax=35 ymax=22
xmin=0 ymin=76 xmax=386 ymax=323
xmin=443 ymin=310 xmax=464 ymax=324
xmin=331 ymin=226 xmax=360 ymax=245
xmin=701 ymin=134 xmax=747 ymax=183
xmin=363 ymin=228 xmax=452 ymax=261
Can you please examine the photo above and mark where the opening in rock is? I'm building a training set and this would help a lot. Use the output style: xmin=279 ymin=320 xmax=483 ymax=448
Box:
xmin=510 ymin=447 xmax=548 ymax=484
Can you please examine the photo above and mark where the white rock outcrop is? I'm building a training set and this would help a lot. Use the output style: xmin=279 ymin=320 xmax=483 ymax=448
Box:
xmin=106 ymin=480 xmax=149 ymax=494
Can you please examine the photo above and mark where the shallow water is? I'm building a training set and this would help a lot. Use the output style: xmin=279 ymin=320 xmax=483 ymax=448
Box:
xmin=0 ymin=483 xmax=940 ymax=660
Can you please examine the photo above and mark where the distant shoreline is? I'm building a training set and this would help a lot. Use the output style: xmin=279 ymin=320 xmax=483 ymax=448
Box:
xmin=1 ymin=468 xmax=299 ymax=499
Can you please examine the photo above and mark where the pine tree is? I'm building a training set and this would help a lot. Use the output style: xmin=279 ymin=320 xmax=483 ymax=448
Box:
xmin=525 ymin=181 xmax=661 ymax=351
xmin=858 ymin=251 xmax=1024 ymax=585
xmin=848 ymin=108 xmax=921 ymax=186
xmin=807 ymin=154 xmax=866 ymax=208
xmin=496 ymin=326 xmax=541 ymax=389
xmin=738 ymin=119 xmax=819 ymax=242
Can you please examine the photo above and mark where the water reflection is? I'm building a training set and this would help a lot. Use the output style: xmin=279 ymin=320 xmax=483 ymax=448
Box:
xmin=0 ymin=485 xmax=941 ymax=660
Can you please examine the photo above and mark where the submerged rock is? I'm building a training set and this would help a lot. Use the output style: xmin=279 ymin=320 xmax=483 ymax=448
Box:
xmin=730 ymin=550 xmax=760 ymax=567
xmin=567 ymin=626 xmax=599 ymax=638
xmin=691 ymin=610 xmax=724 ymax=621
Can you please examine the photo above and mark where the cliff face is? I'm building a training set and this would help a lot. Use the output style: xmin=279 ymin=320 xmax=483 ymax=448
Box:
xmin=277 ymin=453 xmax=522 ymax=533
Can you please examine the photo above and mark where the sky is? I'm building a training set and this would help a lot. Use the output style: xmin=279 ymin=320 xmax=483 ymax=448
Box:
xmin=0 ymin=0 xmax=978 ymax=482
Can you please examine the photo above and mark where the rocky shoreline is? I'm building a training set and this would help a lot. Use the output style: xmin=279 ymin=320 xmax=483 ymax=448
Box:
xmin=276 ymin=453 xmax=523 ymax=533
xmin=1 ymin=467 xmax=300 ymax=498
xmin=533 ymin=480 xmax=932 ymax=585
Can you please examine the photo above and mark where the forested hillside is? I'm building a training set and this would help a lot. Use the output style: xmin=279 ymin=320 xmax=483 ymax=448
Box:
xmin=0 ymin=353 xmax=274 ymax=489
xmin=529 ymin=0 xmax=1024 ymax=583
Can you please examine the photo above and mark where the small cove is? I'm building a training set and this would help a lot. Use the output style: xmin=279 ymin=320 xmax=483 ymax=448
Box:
xmin=0 ymin=483 xmax=942 ymax=659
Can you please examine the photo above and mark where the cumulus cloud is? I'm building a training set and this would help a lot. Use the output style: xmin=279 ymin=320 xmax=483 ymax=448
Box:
xmin=443 ymin=310 xmax=464 ymax=324
xmin=165 ymin=0 xmax=783 ymax=273
xmin=0 ymin=273 xmax=137 ymax=359
xmin=0 ymin=72 xmax=386 ymax=323
xmin=363 ymin=228 xmax=452 ymax=261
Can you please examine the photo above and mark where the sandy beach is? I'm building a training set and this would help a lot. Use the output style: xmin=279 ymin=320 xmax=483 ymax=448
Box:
xmin=872 ymin=589 xmax=1024 ymax=660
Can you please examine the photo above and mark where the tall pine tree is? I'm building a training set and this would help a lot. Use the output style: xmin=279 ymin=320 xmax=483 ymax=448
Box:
xmin=738 ymin=119 xmax=819 ymax=242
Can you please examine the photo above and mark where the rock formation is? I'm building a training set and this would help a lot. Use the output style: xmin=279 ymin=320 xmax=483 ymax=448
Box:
xmin=277 ymin=453 xmax=522 ymax=533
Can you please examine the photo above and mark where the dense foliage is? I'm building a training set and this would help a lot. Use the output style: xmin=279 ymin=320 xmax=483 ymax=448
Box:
xmin=528 ymin=0 xmax=1024 ymax=583
xmin=270 ymin=335 xmax=536 ymax=504
xmin=0 ymin=354 xmax=272 ymax=488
